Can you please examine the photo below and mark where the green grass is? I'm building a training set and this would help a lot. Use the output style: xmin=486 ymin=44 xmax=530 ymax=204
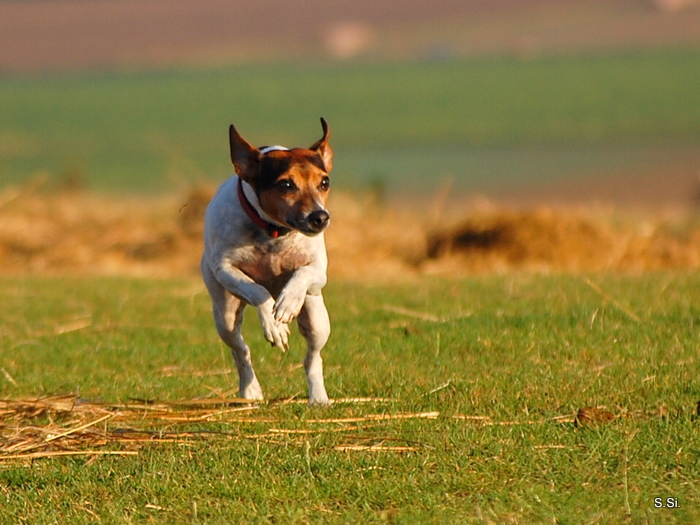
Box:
xmin=1 ymin=48 xmax=700 ymax=193
xmin=1 ymin=274 xmax=698 ymax=523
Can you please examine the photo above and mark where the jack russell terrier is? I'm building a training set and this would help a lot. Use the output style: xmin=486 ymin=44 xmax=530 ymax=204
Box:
xmin=201 ymin=119 xmax=333 ymax=406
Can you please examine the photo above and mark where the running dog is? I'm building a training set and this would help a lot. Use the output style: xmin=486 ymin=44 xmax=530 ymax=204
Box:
xmin=201 ymin=119 xmax=333 ymax=405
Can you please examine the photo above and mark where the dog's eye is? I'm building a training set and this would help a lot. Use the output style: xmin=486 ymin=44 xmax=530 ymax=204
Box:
xmin=319 ymin=177 xmax=330 ymax=191
xmin=276 ymin=179 xmax=297 ymax=193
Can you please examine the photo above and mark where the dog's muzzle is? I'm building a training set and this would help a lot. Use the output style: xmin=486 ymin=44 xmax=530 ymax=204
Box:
xmin=308 ymin=210 xmax=330 ymax=232
xmin=290 ymin=209 xmax=330 ymax=235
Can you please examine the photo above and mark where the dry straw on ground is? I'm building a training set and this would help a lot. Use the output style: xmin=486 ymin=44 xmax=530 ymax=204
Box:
xmin=0 ymin=394 xmax=456 ymax=460
xmin=1 ymin=180 xmax=700 ymax=279
xmin=2 ymin=394 xmax=680 ymax=462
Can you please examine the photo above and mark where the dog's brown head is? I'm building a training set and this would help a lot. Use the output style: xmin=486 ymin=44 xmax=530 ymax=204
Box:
xmin=229 ymin=118 xmax=333 ymax=236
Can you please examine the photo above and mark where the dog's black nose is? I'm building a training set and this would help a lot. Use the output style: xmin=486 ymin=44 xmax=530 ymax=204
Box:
xmin=308 ymin=210 xmax=330 ymax=231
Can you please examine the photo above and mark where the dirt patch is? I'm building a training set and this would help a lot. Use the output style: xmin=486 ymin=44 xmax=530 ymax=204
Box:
xmin=1 ymin=180 xmax=699 ymax=280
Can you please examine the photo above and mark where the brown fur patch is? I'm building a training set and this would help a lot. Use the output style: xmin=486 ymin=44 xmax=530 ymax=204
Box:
xmin=256 ymin=149 xmax=330 ymax=227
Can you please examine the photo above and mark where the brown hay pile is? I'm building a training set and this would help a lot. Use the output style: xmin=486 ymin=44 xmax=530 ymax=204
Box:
xmin=0 ymin=181 xmax=200 ymax=277
xmin=1 ymin=181 xmax=699 ymax=279
xmin=425 ymin=207 xmax=700 ymax=273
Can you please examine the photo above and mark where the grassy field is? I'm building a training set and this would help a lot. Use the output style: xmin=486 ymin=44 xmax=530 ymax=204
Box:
xmin=1 ymin=274 xmax=698 ymax=523
xmin=2 ymin=43 xmax=700 ymax=523
xmin=2 ymin=48 xmax=700 ymax=194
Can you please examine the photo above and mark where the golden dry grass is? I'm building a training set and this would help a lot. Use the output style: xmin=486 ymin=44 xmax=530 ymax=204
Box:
xmin=0 ymin=395 xmax=449 ymax=461
xmin=1 ymin=180 xmax=700 ymax=280
xmin=2 ymin=394 xmax=675 ymax=462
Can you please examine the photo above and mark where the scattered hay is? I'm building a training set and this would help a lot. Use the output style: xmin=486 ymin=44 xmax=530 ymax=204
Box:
xmin=334 ymin=444 xmax=420 ymax=452
xmin=1 ymin=180 xmax=700 ymax=279
xmin=0 ymin=394 xmax=406 ymax=461
xmin=0 ymin=396 xmax=688 ymax=461
xmin=0 ymin=395 xmax=259 ymax=460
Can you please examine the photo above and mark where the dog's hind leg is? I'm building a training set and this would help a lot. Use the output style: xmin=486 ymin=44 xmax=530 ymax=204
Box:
xmin=222 ymin=300 xmax=265 ymax=401
xmin=202 ymin=260 xmax=264 ymax=400
xmin=297 ymin=294 xmax=331 ymax=406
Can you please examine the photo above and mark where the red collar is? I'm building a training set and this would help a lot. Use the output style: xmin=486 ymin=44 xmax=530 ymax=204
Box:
xmin=237 ymin=178 xmax=290 ymax=238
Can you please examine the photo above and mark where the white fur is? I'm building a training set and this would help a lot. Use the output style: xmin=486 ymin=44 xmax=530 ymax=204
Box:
xmin=259 ymin=145 xmax=289 ymax=154
xmin=239 ymin=179 xmax=285 ymax=227
xmin=201 ymin=175 xmax=331 ymax=406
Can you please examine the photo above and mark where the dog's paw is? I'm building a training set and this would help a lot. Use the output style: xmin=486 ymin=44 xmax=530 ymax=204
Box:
xmin=308 ymin=395 xmax=331 ymax=407
xmin=257 ymin=300 xmax=290 ymax=351
xmin=264 ymin=320 xmax=290 ymax=352
xmin=274 ymin=287 xmax=307 ymax=324
xmin=240 ymin=381 xmax=265 ymax=401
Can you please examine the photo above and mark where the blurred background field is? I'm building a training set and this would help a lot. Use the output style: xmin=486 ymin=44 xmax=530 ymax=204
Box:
xmin=1 ymin=0 xmax=700 ymax=275
xmin=2 ymin=0 xmax=700 ymax=200
xmin=2 ymin=51 xmax=700 ymax=202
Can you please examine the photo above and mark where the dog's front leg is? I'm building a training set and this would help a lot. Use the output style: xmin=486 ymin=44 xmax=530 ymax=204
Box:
xmin=274 ymin=265 xmax=327 ymax=324
xmin=213 ymin=261 xmax=290 ymax=351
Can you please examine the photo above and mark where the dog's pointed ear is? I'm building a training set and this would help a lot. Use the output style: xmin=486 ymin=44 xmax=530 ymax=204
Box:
xmin=309 ymin=117 xmax=333 ymax=172
xmin=229 ymin=124 xmax=260 ymax=182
